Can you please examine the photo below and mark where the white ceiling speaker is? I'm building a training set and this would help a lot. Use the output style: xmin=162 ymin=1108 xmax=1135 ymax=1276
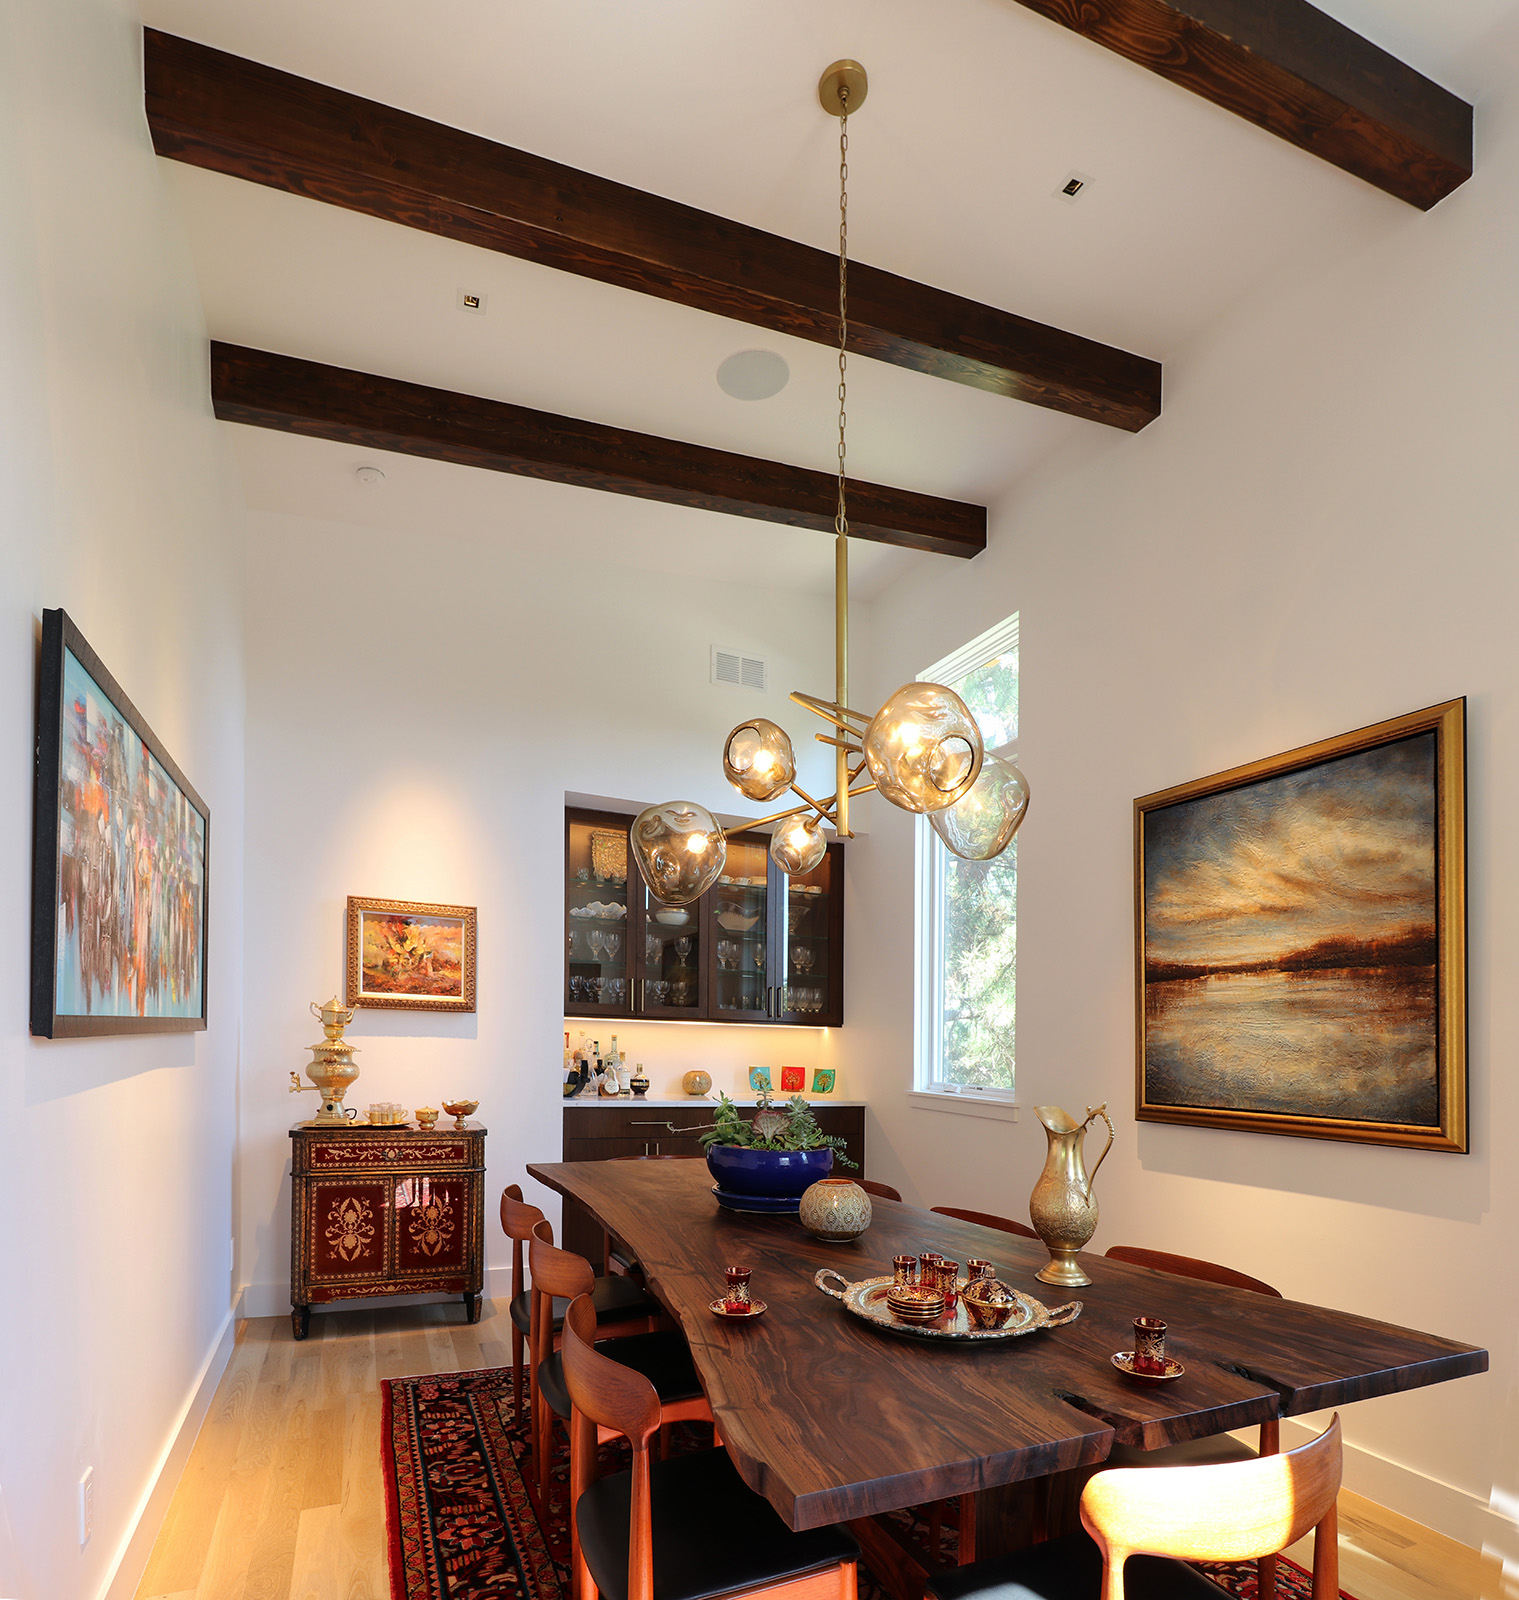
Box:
xmin=354 ymin=465 xmax=386 ymax=486
xmin=716 ymin=349 xmax=790 ymax=400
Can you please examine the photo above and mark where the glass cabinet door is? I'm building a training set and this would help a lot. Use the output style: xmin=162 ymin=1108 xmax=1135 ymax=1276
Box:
xmin=710 ymin=834 xmax=770 ymax=1021
xmin=565 ymin=812 xmax=632 ymax=1017
xmin=635 ymin=877 xmax=703 ymax=1017
xmin=773 ymin=844 xmax=838 ymax=1024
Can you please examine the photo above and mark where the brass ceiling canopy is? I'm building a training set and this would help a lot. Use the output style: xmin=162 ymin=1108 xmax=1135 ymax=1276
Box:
xmin=817 ymin=60 xmax=867 ymax=117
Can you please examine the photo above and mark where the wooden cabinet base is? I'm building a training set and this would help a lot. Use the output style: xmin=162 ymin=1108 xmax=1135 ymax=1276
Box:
xmin=289 ymin=1121 xmax=486 ymax=1338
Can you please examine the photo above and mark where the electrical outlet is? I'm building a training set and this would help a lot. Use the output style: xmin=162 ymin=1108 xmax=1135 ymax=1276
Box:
xmin=78 ymin=1467 xmax=93 ymax=1548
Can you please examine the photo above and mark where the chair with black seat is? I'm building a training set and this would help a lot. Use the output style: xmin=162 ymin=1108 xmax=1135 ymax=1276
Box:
xmin=501 ymin=1187 xmax=658 ymax=1433
xmin=926 ymin=1416 xmax=1340 ymax=1600
xmin=930 ymin=1205 xmax=1038 ymax=1240
xmin=562 ymin=1291 xmax=860 ymax=1600
xmin=858 ymin=1178 xmax=903 ymax=1202
xmin=530 ymin=1222 xmax=711 ymax=1517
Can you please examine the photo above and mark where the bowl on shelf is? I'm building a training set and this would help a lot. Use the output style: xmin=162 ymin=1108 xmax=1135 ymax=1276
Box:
xmin=653 ymin=907 xmax=691 ymax=927
xmin=716 ymin=909 xmax=759 ymax=932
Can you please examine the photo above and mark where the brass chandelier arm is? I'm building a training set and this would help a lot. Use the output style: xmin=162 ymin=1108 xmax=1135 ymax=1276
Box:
xmin=745 ymin=795 xmax=837 ymax=832
xmin=790 ymin=690 xmax=870 ymax=729
xmin=814 ymin=733 xmax=862 ymax=752
xmin=787 ymin=780 xmax=837 ymax=828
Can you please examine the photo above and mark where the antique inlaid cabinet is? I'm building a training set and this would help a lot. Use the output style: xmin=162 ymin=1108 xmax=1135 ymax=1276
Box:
xmin=288 ymin=1120 xmax=486 ymax=1338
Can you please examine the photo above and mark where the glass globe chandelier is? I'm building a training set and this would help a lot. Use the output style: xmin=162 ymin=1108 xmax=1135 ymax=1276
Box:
xmin=633 ymin=60 xmax=1029 ymax=907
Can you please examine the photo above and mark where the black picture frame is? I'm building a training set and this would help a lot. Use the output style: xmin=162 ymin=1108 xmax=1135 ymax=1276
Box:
xmin=31 ymin=609 xmax=210 ymax=1038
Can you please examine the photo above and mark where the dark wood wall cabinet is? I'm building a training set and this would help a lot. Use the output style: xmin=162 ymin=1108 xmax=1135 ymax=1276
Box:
xmin=566 ymin=806 xmax=843 ymax=1027
xmin=288 ymin=1121 xmax=486 ymax=1338
xmin=560 ymin=1101 xmax=866 ymax=1266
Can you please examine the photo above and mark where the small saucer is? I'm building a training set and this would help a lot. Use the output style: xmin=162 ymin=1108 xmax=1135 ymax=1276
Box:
xmin=1112 ymin=1351 xmax=1185 ymax=1383
xmin=710 ymin=1298 xmax=768 ymax=1321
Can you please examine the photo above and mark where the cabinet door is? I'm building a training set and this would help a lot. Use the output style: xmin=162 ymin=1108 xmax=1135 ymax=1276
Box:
xmin=772 ymin=841 xmax=843 ymax=1026
xmin=566 ymin=809 xmax=633 ymax=1019
xmin=307 ymin=1177 xmax=390 ymax=1285
xmin=633 ymin=874 xmax=704 ymax=1018
xmin=393 ymin=1172 xmax=470 ymax=1278
xmin=709 ymin=832 xmax=772 ymax=1022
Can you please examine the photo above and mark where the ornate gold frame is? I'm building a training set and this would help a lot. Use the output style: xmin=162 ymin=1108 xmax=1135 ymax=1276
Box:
xmin=346 ymin=895 xmax=478 ymax=1013
xmin=1134 ymin=700 xmax=1466 ymax=1152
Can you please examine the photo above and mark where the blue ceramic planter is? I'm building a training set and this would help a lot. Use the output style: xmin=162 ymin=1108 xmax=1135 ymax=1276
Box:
xmin=705 ymin=1144 xmax=834 ymax=1199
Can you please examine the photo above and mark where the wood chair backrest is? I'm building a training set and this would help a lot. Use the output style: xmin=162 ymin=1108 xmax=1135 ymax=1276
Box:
xmin=1103 ymin=1245 xmax=1282 ymax=1299
xmin=500 ymin=1184 xmax=541 ymax=1302
xmin=1082 ymin=1415 xmax=1341 ymax=1600
xmin=528 ymin=1219 xmax=597 ymax=1374
xmin=930 ymin=1205 xmax=1038 ymax=1240
xmin=562 ymin=1293 xmax=662 ymax=1600
xmin=860 ymin=1179 xmax=903 ymax=1202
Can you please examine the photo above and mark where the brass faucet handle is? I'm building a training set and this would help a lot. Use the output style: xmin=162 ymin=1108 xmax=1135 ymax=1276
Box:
xmin=289 ymin=1071 xmax=316 ymax=1094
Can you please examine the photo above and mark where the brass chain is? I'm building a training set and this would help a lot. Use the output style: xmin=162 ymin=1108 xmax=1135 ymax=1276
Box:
xmin=835 ymin=91 xmax=849 ymax=540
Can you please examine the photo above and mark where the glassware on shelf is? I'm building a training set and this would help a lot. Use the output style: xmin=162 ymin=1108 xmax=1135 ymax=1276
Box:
xmin=675 ymin=936 xmax=692 ymax=963
xmin=605 ymin=932 xmax=621 ymax=961
xmin=646 ymin=933 xmax=661 ymax=965
xmin=590 ymin=929 xmax=606 ymax=962
xmin=753 ymin=947 xmax=765 ymax=971
xmin=649 ymin=980 xmax=668 ymax=1005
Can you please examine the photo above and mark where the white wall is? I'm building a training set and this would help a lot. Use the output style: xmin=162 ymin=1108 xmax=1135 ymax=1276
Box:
xmin=0 ymin=4 xmax=245 ymax=1598
xmin=239 ymin=492 xmax=843 ymax=1314
xmin=832 ymin=20 xmax=1519 ymax=1561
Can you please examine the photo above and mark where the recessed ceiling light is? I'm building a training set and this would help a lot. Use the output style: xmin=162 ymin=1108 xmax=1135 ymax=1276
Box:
xmin=355 ymin=465 xmax=386 ymax=486
xmin=716 ymin=349 xmax=790 ymax=400
xmin=456 ymin=288 xmax=488 ymax=314
xmin=1054 ymin=170 xmax=1093 ymax=204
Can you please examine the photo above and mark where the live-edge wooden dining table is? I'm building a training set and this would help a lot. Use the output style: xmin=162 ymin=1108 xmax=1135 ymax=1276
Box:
xmin=526 ymin=1160 xmax=1486 ymax=1586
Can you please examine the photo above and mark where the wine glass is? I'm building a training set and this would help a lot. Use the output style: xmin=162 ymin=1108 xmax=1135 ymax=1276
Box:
xmin=646 ymin=933 xmax=661 ymax=965
xmin=590 ymin=930 xmax=606 ymax=962
xmin=675 ymin=936 xmax=692 ymax=963
xmin=753 ymin=946 xmax=765 ymax=971
xmin=605 ymin=932 xmax=621 ymax=962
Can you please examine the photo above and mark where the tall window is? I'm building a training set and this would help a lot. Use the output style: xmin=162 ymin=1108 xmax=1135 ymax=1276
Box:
xmin=915 ymin=615 xmax=1019 ymax=1101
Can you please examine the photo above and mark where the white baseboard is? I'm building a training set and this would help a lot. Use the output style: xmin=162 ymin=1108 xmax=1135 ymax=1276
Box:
xmin=237 ymin=1265 xmax=515 ymax=1323
xmin=98 ymin=1307 xmax=237 ymax=1600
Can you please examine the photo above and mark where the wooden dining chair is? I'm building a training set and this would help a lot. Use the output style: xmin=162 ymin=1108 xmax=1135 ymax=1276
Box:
xmin=529 ymin=1223 xmax=711 ymax=1516
xmin=926 ymin=1416 xmax=1341 ymax=1600
xmin=561 ymin=1292 xmax=860 ymax=1600
xmin=1104 ymin=1245 xmax=1282 ymax=1300
xmin=501 ymin=1187 xmax=657 ymax=1429
xmin=859 ymin=1178 xmax=903 ymax=1202
xmin=930 ymin=1205 xmax=1038 ymax=1240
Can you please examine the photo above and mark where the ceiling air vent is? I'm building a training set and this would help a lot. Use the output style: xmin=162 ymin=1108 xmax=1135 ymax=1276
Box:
xmin=712 ymin=646 xmax=767 ymax=691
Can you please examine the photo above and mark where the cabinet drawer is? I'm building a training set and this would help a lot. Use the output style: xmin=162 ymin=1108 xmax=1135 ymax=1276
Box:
xmin=298 ymin=1135 xmax=475 ymax=1172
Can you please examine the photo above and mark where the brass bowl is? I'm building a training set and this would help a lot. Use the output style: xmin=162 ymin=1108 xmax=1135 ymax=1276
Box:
xmin=441 ymin=1098 xmax=479 ymax=1129
xmin=414 ymin=1107 xmax=439 ymax=1130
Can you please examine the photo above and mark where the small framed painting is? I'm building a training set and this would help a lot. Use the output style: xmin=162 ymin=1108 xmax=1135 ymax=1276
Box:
xmin=780 ymin=1065 xmax=805 ymax=1093
xmin=31 ymin=609 xmax=210 ymax=1038
xmin=346 ymin=896 xmax=477 ymax=1012
xmin=811 ymin=1069 xmax=836 ymax=1095
xmin=1135 ymin=700 xmax=1466 ymax=1151
xmin=747 ymin=1065 xmax=772 ymax=1094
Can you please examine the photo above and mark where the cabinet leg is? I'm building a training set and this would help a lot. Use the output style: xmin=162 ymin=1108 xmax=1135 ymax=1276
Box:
xmin=292 ymin=1304 xmax=311 ymax=1341
xmin=464 ymin=1291 xmax=482 ymax=1324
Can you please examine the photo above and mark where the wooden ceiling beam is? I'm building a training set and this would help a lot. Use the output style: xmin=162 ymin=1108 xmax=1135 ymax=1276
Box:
xmin=209 ymin=343 xmax=988 ymax=559
xmin=1008 ymin=0 xmax=1471 ymax=210
xmin=147 ymin=29 xmax=1160 ymax=432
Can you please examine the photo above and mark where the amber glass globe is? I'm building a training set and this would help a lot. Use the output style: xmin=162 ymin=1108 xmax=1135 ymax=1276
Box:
xmin=723 ymin=718 xmax=797 ymax=802
xmin=769 ymin=813 xmax=827 ymax=875
xmin=862 ymin=682 xmax=984 ymax=814
xmin=631 ymin=801 xmax=727 ymax=906
xmin=929 ymin=752 xmax=1029 ymax=860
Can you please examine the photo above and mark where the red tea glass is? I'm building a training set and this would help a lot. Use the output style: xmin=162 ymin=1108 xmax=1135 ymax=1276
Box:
xmin=938 ymin=1260 xmax=961 ymax=1310
xmin=966 ymin=1258 xmax=994 ymax=1282
xmin=892 ymin=1255 xmax=917 ymax=1288
xmin=1133 ymin=1316 xmax=1167 ymax=1373
xmin=918 ymin=1252 xmax=942 ymax=1284
xmin=724 ymin=1266 xmax=753 ymax=1314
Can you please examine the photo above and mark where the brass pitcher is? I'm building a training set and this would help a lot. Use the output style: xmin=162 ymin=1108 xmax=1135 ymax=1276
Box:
xmin=1029 ymin=1103 xmax=1115 ymax=1287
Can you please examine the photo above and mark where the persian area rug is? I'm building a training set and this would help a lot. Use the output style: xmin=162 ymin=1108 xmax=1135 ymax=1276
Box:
xmin=380 ymin=1367 xmax=1354 ymax=1600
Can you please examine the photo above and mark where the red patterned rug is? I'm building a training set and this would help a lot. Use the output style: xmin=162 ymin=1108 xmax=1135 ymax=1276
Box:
xmin=380 ymin=1366 xmax=1350 ymax=1600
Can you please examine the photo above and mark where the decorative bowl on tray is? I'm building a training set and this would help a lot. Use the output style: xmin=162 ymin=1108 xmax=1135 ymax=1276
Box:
xmin=815 ymin=1269 xmax=1082 ymax=1343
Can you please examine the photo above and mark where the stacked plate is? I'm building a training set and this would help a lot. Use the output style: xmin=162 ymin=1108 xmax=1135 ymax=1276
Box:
xmin=884 ymin=1284 xmax=946 ymax=1323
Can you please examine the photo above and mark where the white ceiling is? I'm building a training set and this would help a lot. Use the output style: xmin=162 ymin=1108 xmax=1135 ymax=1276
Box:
xmin=144 ymin=0 xmax=1515 ymax=595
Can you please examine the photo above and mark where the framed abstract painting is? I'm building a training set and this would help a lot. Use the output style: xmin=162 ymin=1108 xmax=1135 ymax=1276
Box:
xmin=346 ymin=896 xmax=477 ymax=1012
xmin=31 ymin=609 xmax=210 ymax=1038
xmin=1135 ymin=700 xmax=1466 ymax=1152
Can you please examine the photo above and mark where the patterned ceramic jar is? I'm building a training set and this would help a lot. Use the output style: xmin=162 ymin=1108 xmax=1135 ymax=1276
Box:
xmin=798 ymin=1178 xmax=873 ymax=1243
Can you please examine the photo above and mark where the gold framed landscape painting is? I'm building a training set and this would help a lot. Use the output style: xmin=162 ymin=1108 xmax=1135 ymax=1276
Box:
xmin=346 ymin=896 xmax=477 ymax=1013
xmin=1135 ymin=701 xmax=1466 ymax=1152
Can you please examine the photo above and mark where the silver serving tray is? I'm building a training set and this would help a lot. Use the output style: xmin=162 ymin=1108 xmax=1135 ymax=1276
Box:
xmin=815 ymin=1269 xmax=1082 ymax=1343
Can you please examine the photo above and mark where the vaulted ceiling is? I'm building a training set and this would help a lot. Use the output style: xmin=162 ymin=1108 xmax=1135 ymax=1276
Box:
xmin=143 ymin=0 xmax=1505 ymax=596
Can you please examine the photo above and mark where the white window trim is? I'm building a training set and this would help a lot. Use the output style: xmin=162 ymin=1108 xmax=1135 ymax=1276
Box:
xmin=912 ymin=614 xmax=1021 ymax=1116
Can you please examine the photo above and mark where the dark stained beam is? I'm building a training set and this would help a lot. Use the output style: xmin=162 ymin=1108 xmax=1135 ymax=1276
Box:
xmin=147 ymin=29 xmax=1160 ymax=432
xmin=1009 ymin=0 xmax=1471 ymax=210
xmin=209 ymin=343 xmax=987 ymax=559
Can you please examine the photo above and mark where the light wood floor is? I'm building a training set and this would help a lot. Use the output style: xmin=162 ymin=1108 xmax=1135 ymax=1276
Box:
xmin=136 ymin=1301 xmax=1505 ymax=1600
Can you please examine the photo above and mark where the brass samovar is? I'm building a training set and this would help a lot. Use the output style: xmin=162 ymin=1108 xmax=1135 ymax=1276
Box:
xmin=289 ymin=996 xmax=361 ymax=1125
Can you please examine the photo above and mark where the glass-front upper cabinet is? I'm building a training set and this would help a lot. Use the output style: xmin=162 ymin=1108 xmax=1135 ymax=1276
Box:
xmin=565 ymin=809 xmax=633 ymax=1019
xmin=772 ymin=840 xmax=843 ymax=1027
xmin=709 ymin=833 xmax=770 ymax=1020
xmin=635 ymin=870 xmax=703 ymax=1019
